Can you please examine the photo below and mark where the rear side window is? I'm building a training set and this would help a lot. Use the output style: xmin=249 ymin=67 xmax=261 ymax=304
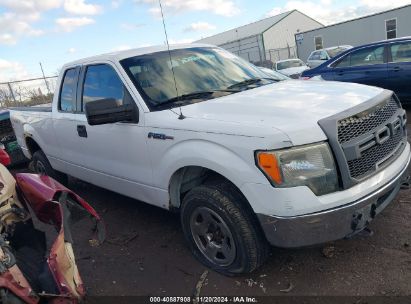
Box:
xmin=390 ymin=42 xmax=411 ymax=63
xmin=309 ymin=51 xmax=320 ymax=60
xmin=320 ymin=51 xmax=328 ymax=60
xmin=82 ymin=64 xmax=132 ymax=112
xmin=59 ymin=68 xmax=78 ymax=112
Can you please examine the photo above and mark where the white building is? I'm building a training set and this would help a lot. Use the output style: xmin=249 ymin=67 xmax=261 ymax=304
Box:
xmin=296 ymin=4 xmax=411 ymax=62
xmin=195 ymin=10 xmax=322 ymax=66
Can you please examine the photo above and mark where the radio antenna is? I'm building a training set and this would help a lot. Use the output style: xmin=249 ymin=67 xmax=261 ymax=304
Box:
xmin=158 ymin=0 xmax=185 ymax=120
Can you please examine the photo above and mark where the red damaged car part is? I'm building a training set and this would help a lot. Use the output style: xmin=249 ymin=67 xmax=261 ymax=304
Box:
xmin=0 ymin=146 xmax=11 ymax=167
xmin=0 ymin=164 xmax=105 ymax=303
xmin=16 ymin=174 xmax=106 ymax=299
xmin=15 ymin=174 xmax=103 ymax=231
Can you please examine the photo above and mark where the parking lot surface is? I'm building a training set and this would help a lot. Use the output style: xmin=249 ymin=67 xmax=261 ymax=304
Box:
xmin=12 ymin=110 xmax=411 ymax=298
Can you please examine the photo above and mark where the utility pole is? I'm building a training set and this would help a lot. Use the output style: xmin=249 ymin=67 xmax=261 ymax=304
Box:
xmin=39 ymin=62 xmax=51 ymax=95
xmin=7 ymin=82 xmax=16 ymax=103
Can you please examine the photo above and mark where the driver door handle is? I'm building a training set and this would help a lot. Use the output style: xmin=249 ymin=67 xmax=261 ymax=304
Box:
xmin=77 ymin=125 xmax=88 ymax=138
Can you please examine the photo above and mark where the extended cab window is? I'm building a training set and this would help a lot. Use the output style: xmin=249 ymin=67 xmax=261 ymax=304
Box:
xmin=82 ymin=64 xmax=132 ymax=111
xmin=390 ymin=42 xmax=411 ymax=63
xmin=59 ymin=68 xmax=78 ymax=112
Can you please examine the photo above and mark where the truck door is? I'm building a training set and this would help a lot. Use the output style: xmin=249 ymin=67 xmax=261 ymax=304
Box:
xmin=53 ymin=63 xmax=155 ymax=205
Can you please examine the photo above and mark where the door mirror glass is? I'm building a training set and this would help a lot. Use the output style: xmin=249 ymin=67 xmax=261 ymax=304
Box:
xmin=85 ymin=98 xmax=138 ymax=126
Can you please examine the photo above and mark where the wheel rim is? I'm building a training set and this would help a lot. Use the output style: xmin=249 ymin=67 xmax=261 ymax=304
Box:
xmin=35 ymin=161 xmax=46 ymax=175
xmin=189 ymin=206 xmax=236 ymax=266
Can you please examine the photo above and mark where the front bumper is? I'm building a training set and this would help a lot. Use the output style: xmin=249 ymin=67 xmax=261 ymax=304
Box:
xmin=257 ymin=153 xmax=410 ymax=248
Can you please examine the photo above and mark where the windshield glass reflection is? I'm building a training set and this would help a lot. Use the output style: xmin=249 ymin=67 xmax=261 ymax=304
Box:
xmin=120 ymin=47 xmax=282 ymax=109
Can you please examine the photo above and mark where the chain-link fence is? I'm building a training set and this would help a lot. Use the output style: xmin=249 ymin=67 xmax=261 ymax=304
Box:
xmin=229 ymin=45 xmax=298 ymax=68
xmin=0 ymin=76 xmax=58 ymax=108
xmin=265 ymin=46 xmax=298 ymax=65
xmin=217 ymin=35 xmax=298 ymax=69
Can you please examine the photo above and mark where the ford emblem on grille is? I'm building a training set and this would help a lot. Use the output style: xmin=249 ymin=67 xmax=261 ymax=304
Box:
xmin=318 ymin=93 xmax=408 ymax=188
xmin=342 ymin=113 xmax=407 ymax=161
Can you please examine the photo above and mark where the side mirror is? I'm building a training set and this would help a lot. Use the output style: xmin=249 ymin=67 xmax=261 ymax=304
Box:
xmin=85 ymin=98 xmax=138 ymax=126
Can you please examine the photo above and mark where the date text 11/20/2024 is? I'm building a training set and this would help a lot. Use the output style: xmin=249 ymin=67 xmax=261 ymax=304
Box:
xmin=149 ymin=296 xmax=258 ymax=303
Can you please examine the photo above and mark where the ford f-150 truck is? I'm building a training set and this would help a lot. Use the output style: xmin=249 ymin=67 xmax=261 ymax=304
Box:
xmin=10 ymin=44 xmax=410 ymax=275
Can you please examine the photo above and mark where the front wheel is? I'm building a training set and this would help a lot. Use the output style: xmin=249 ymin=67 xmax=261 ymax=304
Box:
xmin=180 ymin=181 xmax=269 ymax=275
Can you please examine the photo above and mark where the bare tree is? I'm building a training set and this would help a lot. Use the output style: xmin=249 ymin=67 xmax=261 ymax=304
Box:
xmin=0 ymin=87 xmax=13 ymax=108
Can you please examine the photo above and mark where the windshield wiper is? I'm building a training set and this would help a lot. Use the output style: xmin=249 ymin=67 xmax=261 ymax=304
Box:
xmin=227 ymin=77 xmax=278 ymax=89
xmin=154 ymin=89 xmax=239 ymax=109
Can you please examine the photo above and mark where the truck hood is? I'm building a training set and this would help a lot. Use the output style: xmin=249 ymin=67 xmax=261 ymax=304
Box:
xmin=181 ymin=80 xmax=385 ymax=145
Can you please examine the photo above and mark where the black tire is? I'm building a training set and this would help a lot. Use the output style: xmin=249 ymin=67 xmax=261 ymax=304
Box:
xmin=32 ymin=150 xmax=68 ymax=184
xmin=180 ymin=181 xmax=270 ymax=275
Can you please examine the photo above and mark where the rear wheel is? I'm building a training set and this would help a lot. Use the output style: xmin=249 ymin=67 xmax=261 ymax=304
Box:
xmin=181 ymin=181 xmax=269 ymax=275
xmin=32 ymin=150 xmax=68 ymax=184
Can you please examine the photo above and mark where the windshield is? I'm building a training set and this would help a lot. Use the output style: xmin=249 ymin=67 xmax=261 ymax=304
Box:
xmin=120 ymin=47 xmax=281 ymax=109
xmin=326 ymin=47 xmax=350 ymax=58
xmin=276 ymin=60 xmax=304 ymax=70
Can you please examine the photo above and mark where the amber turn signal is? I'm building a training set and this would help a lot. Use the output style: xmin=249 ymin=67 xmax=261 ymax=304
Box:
xmin=257 ymin=152 xmax=283 ymax=185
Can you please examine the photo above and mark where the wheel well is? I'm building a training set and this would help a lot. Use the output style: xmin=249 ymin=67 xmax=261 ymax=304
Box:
xmin=25 ymin=137 xmax=41 ymax=157
xmin=169 ymin=166 xmax=252 ymax=211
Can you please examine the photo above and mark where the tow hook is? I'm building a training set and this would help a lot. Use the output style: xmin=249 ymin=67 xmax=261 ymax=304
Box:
xmin=401 ymin=175 xmax=411 ymax=190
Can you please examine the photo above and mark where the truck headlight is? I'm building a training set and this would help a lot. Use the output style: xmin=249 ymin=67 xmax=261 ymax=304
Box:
xmin=256 ymin=142 xmax=339 ymax=196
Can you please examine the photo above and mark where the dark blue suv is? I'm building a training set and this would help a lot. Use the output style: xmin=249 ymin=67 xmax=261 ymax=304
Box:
xmin=301 ymin=37 xmax=411 ymax=104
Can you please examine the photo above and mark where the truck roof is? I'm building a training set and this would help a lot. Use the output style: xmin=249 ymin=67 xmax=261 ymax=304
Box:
xmin=63 ymin=43 xmax=214 ymax=68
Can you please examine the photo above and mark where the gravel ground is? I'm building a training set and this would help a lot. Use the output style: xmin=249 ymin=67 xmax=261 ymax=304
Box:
xmin=11 ymin=109 xmax=411 ymax=299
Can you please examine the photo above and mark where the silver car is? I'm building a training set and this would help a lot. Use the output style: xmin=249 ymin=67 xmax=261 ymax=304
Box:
xmin=274 ymin=58 xmax=309 ymax=79
xmin=306 ymin=45 xmax=352 ymax=68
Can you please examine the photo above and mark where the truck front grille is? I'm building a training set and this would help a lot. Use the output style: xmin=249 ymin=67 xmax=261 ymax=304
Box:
xmin=347 ymin=130 xmax=404 ymax=179
xmin=337 ymin=97 xmax=399 ymax=144
xmin=337 ymin=96 xmax=406 ymax=180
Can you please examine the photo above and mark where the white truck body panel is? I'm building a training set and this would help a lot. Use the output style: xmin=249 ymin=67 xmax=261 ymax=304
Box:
xmin=9 ymin=44 xmax=409 ymax=234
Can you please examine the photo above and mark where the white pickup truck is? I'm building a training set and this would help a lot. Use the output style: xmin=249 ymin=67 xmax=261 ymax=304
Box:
xmin=10 ymin=44 xmax=410 ymax=275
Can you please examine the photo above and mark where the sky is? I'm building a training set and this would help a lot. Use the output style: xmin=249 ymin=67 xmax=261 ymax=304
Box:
xmin=0 ymin=0 xmax=410 ymax=82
